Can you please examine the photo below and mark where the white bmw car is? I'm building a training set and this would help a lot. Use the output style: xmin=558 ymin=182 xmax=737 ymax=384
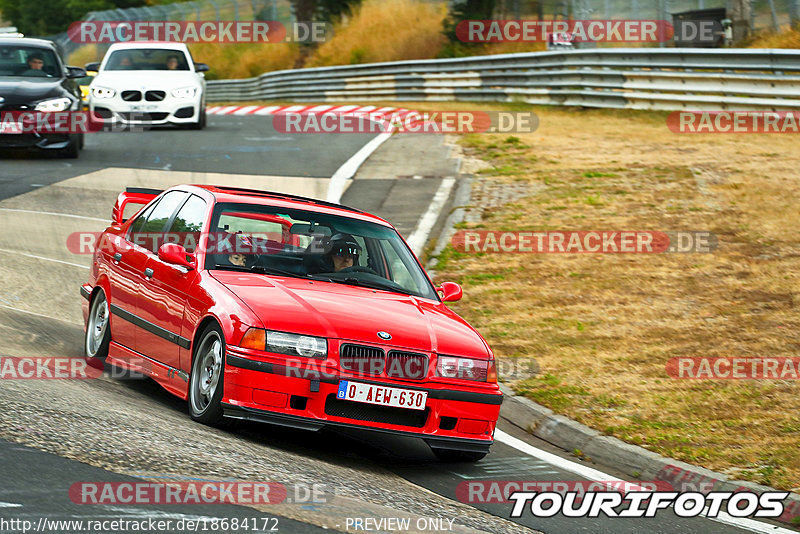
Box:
xmin=88 ymin=42 xmax=208 ymax=129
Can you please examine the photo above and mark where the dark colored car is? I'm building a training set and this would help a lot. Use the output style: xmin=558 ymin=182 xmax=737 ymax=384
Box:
xmin=0 ymin=37 xmax=87 ymax=157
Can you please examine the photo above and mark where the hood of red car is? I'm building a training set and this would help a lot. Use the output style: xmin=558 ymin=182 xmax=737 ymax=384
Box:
xmin=211 ymin=271 xmax=490 ymax=358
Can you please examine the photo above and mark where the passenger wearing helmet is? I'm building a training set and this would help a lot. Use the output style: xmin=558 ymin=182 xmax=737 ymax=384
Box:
xmin=326 ymin=233 xmax=361 ymax=272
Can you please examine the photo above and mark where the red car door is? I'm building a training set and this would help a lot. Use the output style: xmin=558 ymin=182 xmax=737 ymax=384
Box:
xmin=105 ymin=201 xmax=160 ymax=351
xmin=137 ymin=194 xmax=207 ymax=372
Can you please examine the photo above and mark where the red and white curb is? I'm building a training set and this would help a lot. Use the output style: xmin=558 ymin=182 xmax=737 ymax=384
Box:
xmin=205 ymin=104 xmax=414 ymax=119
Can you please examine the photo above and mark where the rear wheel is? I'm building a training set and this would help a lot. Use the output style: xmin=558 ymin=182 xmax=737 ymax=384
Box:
xmin=85 ymin=290 xmax=110 ymax=365
xmin=188 ymin=324 xmax=226 ymax=425
xmin=431 ymin=448 xmax=488 ymax=463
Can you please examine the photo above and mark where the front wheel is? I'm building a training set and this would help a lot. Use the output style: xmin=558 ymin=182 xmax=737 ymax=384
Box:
xmin=188 ymin=324 xmax=226 ymax=425
xmin=431 ymin=448 xmax=488 ymax=463
xmin=85 ymin=290 xmax=110 ymax=363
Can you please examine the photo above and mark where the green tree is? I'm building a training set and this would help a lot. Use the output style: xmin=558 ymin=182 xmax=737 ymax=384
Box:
xmin=0 ymin=0 xmax=147 ymax=35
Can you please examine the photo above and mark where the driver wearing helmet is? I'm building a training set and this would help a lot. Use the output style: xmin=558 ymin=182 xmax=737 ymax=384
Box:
xmin=326 ymin=233 xmax=361 ymax=272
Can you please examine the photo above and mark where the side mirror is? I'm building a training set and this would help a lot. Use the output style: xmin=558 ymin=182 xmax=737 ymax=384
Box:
xmin=194 ymin=63 xmax=209 ymax=73
xmin=85 ymin=62 xmax=100 ymax=72
xmin=66 ymin=66 xmax=87 ymax=79
xmin=158 ymin=243 xmax=195 ymax=270
xmin=437 ymin=281 xmax=462 ymax=302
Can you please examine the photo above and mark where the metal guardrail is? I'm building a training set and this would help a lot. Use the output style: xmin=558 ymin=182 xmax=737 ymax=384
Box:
xmin=206 ymin=48 xmax=800 ymax=111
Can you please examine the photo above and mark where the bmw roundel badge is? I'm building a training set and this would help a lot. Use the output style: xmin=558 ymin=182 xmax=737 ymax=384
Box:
xmin=377 ymin=331 xmax=392 ymax=340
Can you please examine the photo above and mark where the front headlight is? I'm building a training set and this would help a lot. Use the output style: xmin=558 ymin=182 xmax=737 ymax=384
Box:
xmin=239 ymin=328 xmax=327 ymax=358
xmin=92 ymin=86 xmax=116 ymax=99
xmin=34 ymin=97 xmax=72 ymax=112
xmin=171 ymin=86 xmax=198 ymax=98
xmin=436 ymin=355 xmax=497 ymax=383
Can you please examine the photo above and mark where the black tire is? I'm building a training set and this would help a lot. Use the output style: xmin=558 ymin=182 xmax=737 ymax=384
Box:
xmin=188 ymin=106 xmax=206 ymax=130
xmin=58 ymin=137 xmax=80 ymax=159
xmin=431 ymin=448 xmax=488 ymax=463
xmin=188 ymin=323 xmax=226 ymax=425
xmin=84 ymin=290 xmax=111 ymax=367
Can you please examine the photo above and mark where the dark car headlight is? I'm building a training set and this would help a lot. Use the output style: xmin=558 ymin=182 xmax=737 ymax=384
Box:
xmin=34 ymin=97 xmax=72 ymax=112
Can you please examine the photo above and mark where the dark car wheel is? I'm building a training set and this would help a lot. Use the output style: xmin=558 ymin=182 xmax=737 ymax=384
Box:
xmin=189 ymin=323 xmax=226 ymax=425
xmin=431 ymin=448 xmax=488 ymax=463
xmin=58 ymin=137 xmax=80 ymax=158
xmin=85 ymin=290 xmax=110 ymax=364
xmin=188 ymin=107 xmax=206 ymax=130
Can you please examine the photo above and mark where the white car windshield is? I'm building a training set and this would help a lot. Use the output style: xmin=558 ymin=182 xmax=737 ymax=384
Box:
xmin=0 ymin=45 xmax=59 ymax=77
xmin=105 ymin=49 xmax=190 ymax=71
xmin=204 ymin=202 xmax=439 ymax=300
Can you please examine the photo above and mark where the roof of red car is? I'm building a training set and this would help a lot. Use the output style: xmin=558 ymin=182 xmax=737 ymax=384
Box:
xmin=187 ymin=184 xmax=392 ymax=226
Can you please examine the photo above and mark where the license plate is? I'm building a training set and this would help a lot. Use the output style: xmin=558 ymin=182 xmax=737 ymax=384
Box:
xmin=0 ymin=121 xmax=22 ymax=134
xmin=130 ymin=104 xmax=158 ymax=111
xmin=337 ymin=381 xmax=427 ymax=411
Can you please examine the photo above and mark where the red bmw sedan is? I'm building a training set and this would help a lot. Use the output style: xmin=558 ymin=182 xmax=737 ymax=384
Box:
xmin=81 ymin=185 xmax=502 ymax=461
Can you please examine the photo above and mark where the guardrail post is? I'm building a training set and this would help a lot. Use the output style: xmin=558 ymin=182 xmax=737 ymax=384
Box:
xmin=790 ymin=0 xmax=800 ymax=26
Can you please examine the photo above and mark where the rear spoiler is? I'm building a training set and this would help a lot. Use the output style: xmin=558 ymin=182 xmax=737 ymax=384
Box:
xmin=111 ymin=187 xmax=162 ymax=225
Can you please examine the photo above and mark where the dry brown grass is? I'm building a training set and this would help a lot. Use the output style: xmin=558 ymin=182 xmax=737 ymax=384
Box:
xmin=747 ymin=25 xmax=800 ymax=48
xmin=422 ymin=104 xmax=800 ymax=492
xmin=188 ymin=42 xmax=299 ymax=80
xmin=307 ymin=0 xmax=448 ymax=67
xmin=67 ymin=44 xmax=102 ymax=68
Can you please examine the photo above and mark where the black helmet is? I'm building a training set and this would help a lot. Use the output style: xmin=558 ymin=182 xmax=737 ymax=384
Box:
xmin=325 ymin=233 xmax=361 ymax=259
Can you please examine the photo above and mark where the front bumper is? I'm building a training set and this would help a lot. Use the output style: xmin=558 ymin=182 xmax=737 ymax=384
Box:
xmin=0 ymin=132 xmax=76 ymax=150
xmin=223 ymin=349 xmax=503 ymax=452
xmin=89 ymin=95 xmax=201 ymax=125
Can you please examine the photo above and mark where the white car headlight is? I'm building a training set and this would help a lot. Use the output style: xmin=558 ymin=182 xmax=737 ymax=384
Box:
xmin=266 ymin=331 xmax=327 ymax=358
xmin=92 ymin=86 xmax=116 ymax=99
xmin=34 ymin=97 xmax=72 ymax=112
xmin=171 ymin=87 xmax=198 ymax=99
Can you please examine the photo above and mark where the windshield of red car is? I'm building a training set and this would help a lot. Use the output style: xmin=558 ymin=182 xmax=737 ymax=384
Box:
xmin=206 ymin=202 xmax=439 ymax=301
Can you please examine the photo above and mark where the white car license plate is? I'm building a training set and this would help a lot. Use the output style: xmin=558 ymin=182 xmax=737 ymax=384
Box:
xmin=129 ymin=104 xmax=158 ymax=111
xmin=0 ymin=121 xmax=23 ymax=134
xmin=337 ymin=381 xmax=427 ymax=411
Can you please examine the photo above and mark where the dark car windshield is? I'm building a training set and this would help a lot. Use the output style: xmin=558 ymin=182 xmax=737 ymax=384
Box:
xmin=104 ymin=49 xmax=190 ymax=71
xmin=0 ymin=45 xmax=59 ymax=78
xmin=206 ymin=203 xmax=439 ymax=301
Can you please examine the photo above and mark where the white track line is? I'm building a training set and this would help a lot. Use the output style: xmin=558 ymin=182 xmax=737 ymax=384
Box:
xmin=0 ymin=502 xmax=21 ymax=508
xmin=326 ymin=131 xmax=393 ymax=204
xmin=406 ymin=177 xmax=456 ymax=255
xmin=0 ymin=207 xmax=107 ymax=222
xmin=0 ymin=248 xmax=88 ymax=269
xmin=495 ymin=429 xmax=795 ymax=534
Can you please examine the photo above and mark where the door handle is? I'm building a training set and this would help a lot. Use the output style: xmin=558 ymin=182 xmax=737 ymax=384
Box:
xmin=113 ymin=252 xmax=122 ymax=262
xmin=144 ymin=268 xmax=154 ymax=278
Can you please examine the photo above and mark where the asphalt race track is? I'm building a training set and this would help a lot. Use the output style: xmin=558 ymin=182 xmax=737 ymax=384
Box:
xmin=0 ymin=114 xmax=792 ymax=534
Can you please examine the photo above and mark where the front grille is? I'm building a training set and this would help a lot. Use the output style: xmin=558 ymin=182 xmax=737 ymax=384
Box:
xmin=340 ymin=344 xmax=385 ymax=375
xmin=386 ymin=351 xmax=429 ymax=380
xmin=145 ymin=90 xmax=166 ymax=102
xmin=121 ymin=90 xmax=141 ymax=102
xmin=324 ymin=394 xmax=428 ymax=427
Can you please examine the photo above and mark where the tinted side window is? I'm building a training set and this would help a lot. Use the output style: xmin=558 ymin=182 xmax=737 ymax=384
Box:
xmin=128 ymin=200 xmax=159 ymax=237
xmin=132 ymin=191 xmax=189 ymax=253
xmin=167 ymin=195 xmax=207 ymax=253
